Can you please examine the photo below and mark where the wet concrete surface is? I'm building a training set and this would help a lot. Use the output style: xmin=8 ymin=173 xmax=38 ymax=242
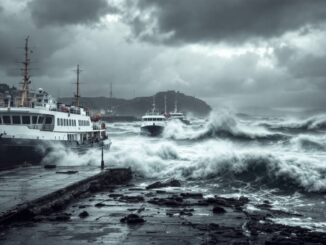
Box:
xmin=1 ymin=178 xmax=326 ymax=244
xmin=0 ymin=166 xmax=102 ymax=216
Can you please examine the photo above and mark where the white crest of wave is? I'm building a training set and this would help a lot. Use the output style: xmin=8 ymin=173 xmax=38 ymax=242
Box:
xmin=262 ymin=114 xmax=326 ymax=130
xmin=291 ymin=134 xmax=326 ymax=151
xmin=163 ymin=110 xmax=279 ymax=140
xmin=41 ymin=143 xmax=103 ymax=167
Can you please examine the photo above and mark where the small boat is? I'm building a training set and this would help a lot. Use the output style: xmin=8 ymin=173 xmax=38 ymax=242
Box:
xmin=166 ymin=95 xmax=190 ymax=125
xmin=0 ymin=37 xmax=111 ymax=169
xmin=140 ymin=96 xmax=166 ymax=136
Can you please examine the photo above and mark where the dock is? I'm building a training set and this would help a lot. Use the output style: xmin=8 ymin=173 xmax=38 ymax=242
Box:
xmin=0 ymin=165 xmax=132 ymax=225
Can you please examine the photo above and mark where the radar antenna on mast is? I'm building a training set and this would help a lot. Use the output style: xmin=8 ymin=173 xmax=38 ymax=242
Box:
xmin=20 ymin=36 xmax=32 ymax=107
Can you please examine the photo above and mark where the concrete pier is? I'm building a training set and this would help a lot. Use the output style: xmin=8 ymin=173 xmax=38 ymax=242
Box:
xmin=0 ymin=166 xmax=132 ymax=225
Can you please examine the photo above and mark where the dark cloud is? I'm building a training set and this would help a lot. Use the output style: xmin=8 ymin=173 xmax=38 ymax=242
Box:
xmin=126 ymin=0 xmax=326 ymax=44
xmin=275 ymin=45 xmax=326 ymax=79
xmin=1 ymin=0 xmax=326 ymax=113
xmin=28 ymin=0 xmax=115 ymax=27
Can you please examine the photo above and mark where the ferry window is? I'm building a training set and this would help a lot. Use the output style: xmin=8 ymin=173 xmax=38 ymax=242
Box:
xmin=57 ymin=118 xmax=60 ymax=126
xmin=60 ymin=118 xmax=63 ymax=126
xmin=74 ymin=120 xmax=76 ymax=126
xmin=3 ymin=116 xmax=11 ymax=124
xmin=38 ymin=116 xmax=44 ymax=124
xmin=12 ymin=116 xmax=21 ymax=124
xmin=32 ymin=116 xmax=38 ymax=124
xmin=0 ymin=117 xmax=2 ymax=124
xmin=45 ymin=117 xmax=52 ymax=124
xmin=69 ymin=119 xmax=72 ymax=126
xmin=64 ymin=119 xmax=67 ymax=126
xmin=22 ymin=116 xmax=30 ymax=124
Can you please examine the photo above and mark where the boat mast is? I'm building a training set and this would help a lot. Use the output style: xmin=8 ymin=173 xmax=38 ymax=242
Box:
xmin=20 ymin=36 xmax=31 ymax=107
xmin=109 ymin=82 xmax=112 ymax=111
xmin=75 ymin=64 xmax=81 ymax=107
xmin=152 ymin=95 xmax=156 ymax=113
xmin=164 ymin=95 xmax=167 ymax=114
xmin=174 ymin=92 xmax=178 ymax=113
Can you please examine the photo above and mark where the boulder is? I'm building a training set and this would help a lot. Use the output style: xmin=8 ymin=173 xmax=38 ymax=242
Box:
xmin=212 ymin=206 xmax=226 ymax=214
xmin=120 ymin=214 xmax=145 ymax=224
xmin=146 ymin=179 xmax=181 ymax=189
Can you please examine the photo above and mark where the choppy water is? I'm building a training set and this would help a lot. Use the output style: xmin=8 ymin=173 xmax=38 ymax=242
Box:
xmin=42 ymin=110 xmax=326 ymax=232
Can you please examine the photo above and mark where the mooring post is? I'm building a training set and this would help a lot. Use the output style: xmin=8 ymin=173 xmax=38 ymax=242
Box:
xmin=101 ymin=144 xmax=104 ymax=170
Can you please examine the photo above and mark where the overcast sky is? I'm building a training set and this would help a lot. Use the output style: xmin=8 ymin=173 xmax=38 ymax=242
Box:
xmin=1 ymin=0 xmax=326 ymax=113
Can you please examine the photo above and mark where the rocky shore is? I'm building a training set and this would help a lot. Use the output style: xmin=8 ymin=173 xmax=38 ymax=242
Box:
xmin=1 ymin=178 xmax=326 ymax=244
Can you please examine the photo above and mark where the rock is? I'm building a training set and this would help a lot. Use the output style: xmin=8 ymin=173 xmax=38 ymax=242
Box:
xmin=148 ymin=196 xmax=184 ymax=207
xmin=56 ymin=171 xmax=78 ymax=174
xmin=108 ymin=193 xmax=123 ymax=198
xmin=156 ymin=190 xmax=167 ymax=194
xmin=212 ymin=206 xmax=226 ymax=214
xmin=54 ymin=213 xmax=71 ymax=222
xmin=180 ymin=193 xmax=203 ymax=199
xmin=256 ymin=203 xmax=273 ymax=209
xmin=95 ymin=202 xmax=107 ymax=208
xmin=146 ymin=179 xmax=181 ymax=189
xmin=180 ymin=208 xmax=194 ymax=216
xmin=79 ymin=211 xmax=89 ymax=218
xmin=44 ymin=164 xmax=56 ymax=169
xmin=118 ymin=195 xmax=145 ymax=203
xmin=120 ymin=214 xmax=145 ymax=224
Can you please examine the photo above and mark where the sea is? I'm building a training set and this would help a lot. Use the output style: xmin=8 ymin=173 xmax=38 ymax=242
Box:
xmin=42 ymin=110 xmax=326 ymax=232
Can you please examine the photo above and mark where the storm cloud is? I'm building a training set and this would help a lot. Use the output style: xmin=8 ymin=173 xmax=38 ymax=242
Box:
xmin=126 ymin=0 xmax=326 ymax=44
xmin=28 ymin=0 xmax=114 ymax=27
xmin=1 ymin=0 xmax=326 ymax=113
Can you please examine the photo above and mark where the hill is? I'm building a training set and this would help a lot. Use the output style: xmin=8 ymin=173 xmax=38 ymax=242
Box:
xmin=60 ymin=91 xmax=211 ymax=117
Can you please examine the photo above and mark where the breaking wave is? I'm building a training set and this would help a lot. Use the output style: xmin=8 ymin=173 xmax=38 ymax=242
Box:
xmin=163 ymin=110 xmax=289 ymax=142
xmin=182 ymin=151 xmax=326 ymax=192
xmin=291 ymin=134 xmax=326 ymax=151
xmin=260 ymin=114 xmax=326 ymax=131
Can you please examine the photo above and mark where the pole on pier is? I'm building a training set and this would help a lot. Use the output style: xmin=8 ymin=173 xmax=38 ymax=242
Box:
xmin=101 ymin=144 xmax=104 ymax=170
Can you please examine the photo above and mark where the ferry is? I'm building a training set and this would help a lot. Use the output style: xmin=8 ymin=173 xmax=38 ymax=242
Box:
xmin=166 ymin=95 xmax=190 ymax=125
xmin=140 ymin=97 xmax=166 ymax=136
xmin=0 ymin=38 xmax=111 ymax=169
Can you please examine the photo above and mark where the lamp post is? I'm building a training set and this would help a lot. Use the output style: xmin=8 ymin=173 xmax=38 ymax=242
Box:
xmin=101 ymin=143 xmax=104 ymax=170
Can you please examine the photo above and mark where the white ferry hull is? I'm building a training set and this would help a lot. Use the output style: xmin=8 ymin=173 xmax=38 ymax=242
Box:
xmin=140 ymin=125 xmax=164 ymax=136
xmin=0 ymin=138 xmax=111 ymax=170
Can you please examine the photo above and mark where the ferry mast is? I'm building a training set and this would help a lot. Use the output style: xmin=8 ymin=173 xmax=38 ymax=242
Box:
xmin=20 ymin=36 xmax=31 ymax=107
xmin=75 ymin=64 xmax=81 ymax=107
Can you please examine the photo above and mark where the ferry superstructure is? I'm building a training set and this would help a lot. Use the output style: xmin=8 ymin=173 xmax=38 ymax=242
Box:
xmin=0 ymin=38 xmax=111 ymax=168
xmin=166 ymin=94 xmax=190 ymax=125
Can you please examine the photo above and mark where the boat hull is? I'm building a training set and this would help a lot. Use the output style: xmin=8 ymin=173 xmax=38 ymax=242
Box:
xmin=0 ymin=138 xmax=111 ymax=170
xmin=140 ymin=125 xmax=164 ymax=136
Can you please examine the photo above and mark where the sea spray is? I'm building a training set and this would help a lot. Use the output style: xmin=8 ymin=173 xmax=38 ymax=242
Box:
xmin=163 ymin=110 xmax=289 ymax=142
xmin=259 ymin=114 xmax=326 ymax=131
xmin=290 ymin=134 xmax=326 ymax=151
